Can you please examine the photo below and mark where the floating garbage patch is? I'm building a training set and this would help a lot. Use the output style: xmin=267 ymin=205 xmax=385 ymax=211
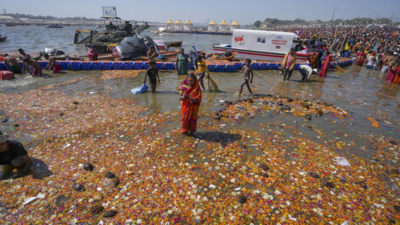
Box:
xmin=212 ymin=95 xmax=349 ymax=121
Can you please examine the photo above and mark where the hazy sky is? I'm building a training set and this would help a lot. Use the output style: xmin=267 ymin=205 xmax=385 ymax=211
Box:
xmin=2 ymin=0 xmax=400 ymax=24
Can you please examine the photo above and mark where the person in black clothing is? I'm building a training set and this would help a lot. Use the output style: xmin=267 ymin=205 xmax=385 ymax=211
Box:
xmin=0 ymin=132 xmax=32 ymax=179
xmin=310 ymin=37 xmax=316 ymax=49
xmin=294 ymin=41 xmax=303 ymax=52
xmin=144 ymin=60 xmax=160 ymax=93
xmin=318 ymin=49 xmax=324 ymax=69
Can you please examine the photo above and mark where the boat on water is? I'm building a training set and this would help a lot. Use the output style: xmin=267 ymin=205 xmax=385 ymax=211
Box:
xmin=74 ymin=16 xmax=150 ymax=54
xmin=153 ymin=27 xmax=166 ymax=34
xmin=0 ymin=35 xmax=8 ymax=42
xmin=212 ymin=52 xmax=238 ymax=60
xmin=154 ymin=40 xmax=167 ymax=50
xmin=213 ymin=29 xmax=309 ymax=62
xmin=139 ymin=50 xmax=180 ymax=61
xmin=96 ymin=25 xmax=104 ymax=28
xmin=5 ymin=24 xmax=15 ymax=27
xmin=165 ymin=40 xmax=182 ymax=48
xmin=47 ymin=25 xmax=64 ymax=28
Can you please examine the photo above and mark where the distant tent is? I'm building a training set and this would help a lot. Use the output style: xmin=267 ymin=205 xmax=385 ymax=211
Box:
xmin=208 ymin=20 xmax=218 ymax=32
xmin=184 ymin=19 xmax=193 ymax=31
xmin=166 ymin=19 xmax=174 ymax=30
xmin=219 ymin=20 xmax=229 ymax=32
xmin=231 ymin=20 xmax=240 ymax=30
xmin=175 ymin=19 xmax=183 ymax=31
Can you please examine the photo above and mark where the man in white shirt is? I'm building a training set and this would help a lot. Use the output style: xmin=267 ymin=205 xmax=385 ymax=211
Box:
xmin=299 ymin=64 xmax=314 ymax=82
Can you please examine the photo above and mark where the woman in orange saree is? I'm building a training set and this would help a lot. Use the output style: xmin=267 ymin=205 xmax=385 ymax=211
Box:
xmin=392 ymin=66 xmax=400 ymax=84
xmin=179 ymin=73 xmax=202 ymax=135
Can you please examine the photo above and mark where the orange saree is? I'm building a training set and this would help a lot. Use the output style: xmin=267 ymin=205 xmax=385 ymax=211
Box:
xmin=180 ymin=79 xmax=202 ymax=134
xmin=392 ymin=66 xmax=400 ymax=84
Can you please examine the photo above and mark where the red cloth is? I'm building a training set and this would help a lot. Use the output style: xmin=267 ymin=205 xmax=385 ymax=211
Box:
xmin=319 ymin=55 xmax=332 ymax=78
xmin=355 ymin=52 xmax=365 ymax=66
xmin=53 ymin=64 xmax=61 ymax=74
xmin=385 ymin=69 xmax=396 ymax=83
xmin=180 ymin=78 xmax=202 ymax=134
xmin=0 ymin=71 xmax=15 ymax=80
xmin=31 ymin=68 xmax=42 ymax=76
xmin=88 ymin=49 xmax=98 ymax=61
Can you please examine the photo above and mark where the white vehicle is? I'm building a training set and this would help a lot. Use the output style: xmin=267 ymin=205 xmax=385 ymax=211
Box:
xmin=213 ymin=29 xmax=310 ymax=62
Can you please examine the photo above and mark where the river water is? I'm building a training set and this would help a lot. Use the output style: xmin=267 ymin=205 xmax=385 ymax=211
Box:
xmin=0 ymin=25 xmax=230 ymax=54
xmin=1 ymin=24 xmax=399 ymax=152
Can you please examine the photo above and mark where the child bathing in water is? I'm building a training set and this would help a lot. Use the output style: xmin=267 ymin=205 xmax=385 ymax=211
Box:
xmin=239 ymin=58 xmax=253 ymax=95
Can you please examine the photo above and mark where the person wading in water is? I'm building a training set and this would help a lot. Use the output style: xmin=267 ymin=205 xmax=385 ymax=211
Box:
xmin=239 ymin=58 xmax=254 ymax=95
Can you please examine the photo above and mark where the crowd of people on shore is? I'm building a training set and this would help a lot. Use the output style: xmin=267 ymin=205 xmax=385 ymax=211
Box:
xmin=276 ymin=25 xmax=400 ymax=84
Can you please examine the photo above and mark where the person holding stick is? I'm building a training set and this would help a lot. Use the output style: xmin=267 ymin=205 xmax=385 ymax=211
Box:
xmin=196 ymin=56 xmax=209 ymax=90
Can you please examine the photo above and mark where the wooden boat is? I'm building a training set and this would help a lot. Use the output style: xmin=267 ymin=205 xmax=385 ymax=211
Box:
xmin=5 ymin=24 xmax=15 ymax=27
xmin=212 ymin=52 xmax=238 ymax=60
xmin=154 ymin=27 xmax=166 ymax=34
xmin=165 ymin=40 xmax=182 ymax=48
xmin=76 ymin=53 xmax=119 ymax=61
xmin=139 ymin=56 xmax=163 ymax=61
xmin=0 ymin=36 xmax=7 ymax=42
xmin=162 ymin=50 xmax=180 ymax=55
xmin=139 ymin=50 xmax=180 ymax=61
xmin=95 ymin=54 xmax=120 ymax=61
xmin=47 ymin=25 xmax=63 ymax=28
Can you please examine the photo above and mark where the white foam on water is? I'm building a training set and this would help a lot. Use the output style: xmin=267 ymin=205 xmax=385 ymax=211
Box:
xmin=0 ymin=75 xmax=37 ymax=90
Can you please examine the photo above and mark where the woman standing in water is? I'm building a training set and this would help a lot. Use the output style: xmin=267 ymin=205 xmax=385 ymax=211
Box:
xmin=175 ymin=48 xmax=189 ymax=76
xmin=179 ymin=73 xmax=202 ymax=136
xmin=319 ymin=51 xmax=332 ymax=78
xmin=355 ymin=48 xmax=366 ymax=66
